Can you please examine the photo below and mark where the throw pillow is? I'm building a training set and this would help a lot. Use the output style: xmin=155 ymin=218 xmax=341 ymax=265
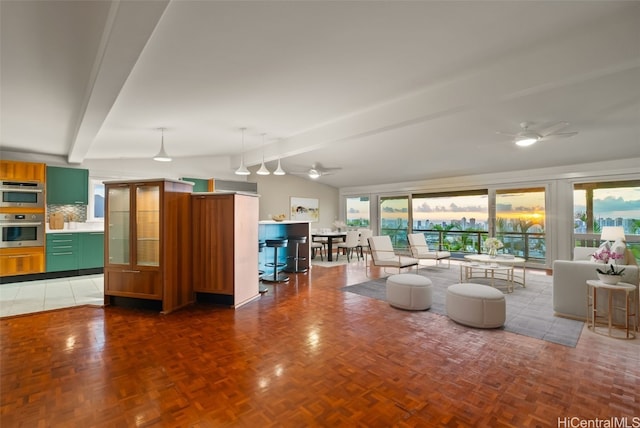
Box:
xmin=590 ymin=241 xmax=610 ymax=263
xmin=610 ymin=239 xmax=627 ymax=264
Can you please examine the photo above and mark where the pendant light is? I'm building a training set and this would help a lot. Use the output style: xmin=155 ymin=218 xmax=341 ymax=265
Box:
xmin=235 ymin=127 xmax=250 ymax=175
xmin=256 ymin=133 xmax=270 ymax=175
xmin=273 ymin=157 xmax=286 ymax=175
xmin=153 ymin=128 xmax=172 ymax=162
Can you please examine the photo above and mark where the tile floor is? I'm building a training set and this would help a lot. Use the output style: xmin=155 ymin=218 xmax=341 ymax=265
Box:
xmin=0 ymin=274 xmax=104 ymax=318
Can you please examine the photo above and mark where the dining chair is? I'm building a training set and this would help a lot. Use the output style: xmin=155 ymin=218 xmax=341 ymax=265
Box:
xmin=336 ymin=230 xmax=360 ymax=261
xmin=311 ymin=241 xmax=324 ymax=261
xmin=356 ymin=228 xmax=373 ymax=259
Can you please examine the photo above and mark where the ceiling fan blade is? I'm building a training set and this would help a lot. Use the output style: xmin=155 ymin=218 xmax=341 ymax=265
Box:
xmin=550 ymin=131 xmax=578 ymax=138
xmin=538 ymin=121 xmax=570 ymax=136
xmin=539 ymin=131 xmax=578 ymax=141
xmin=495 ymin=130 xmax=518 ymax=137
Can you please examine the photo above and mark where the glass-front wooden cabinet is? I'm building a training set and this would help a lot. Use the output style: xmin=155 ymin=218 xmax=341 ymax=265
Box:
xmin=106 ymin=184 xmax=130 ymax=265
xmin=104 ymin=179 xmax=193 ymax=313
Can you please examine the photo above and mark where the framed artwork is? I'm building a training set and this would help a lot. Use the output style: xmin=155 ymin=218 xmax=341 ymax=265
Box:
xmin=290 ymin=197 xmax=319 ymax=222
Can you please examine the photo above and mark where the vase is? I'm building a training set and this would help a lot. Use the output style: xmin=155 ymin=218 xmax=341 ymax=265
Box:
xmin=597 ymin=273 xmax=621 ymax=285
xmin=488 ymin=248 xmax=497 ymax=258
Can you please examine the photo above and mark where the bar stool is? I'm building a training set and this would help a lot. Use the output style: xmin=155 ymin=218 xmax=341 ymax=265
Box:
xmin=263 ymin=238 xmax=289 ymax=283
xmin=258 ymin=241 xmax=268 ymax=293
xmin=285 ymin=235 xmax=308 ymax=273
xmin=258 ymin=241 xmax=266 ymax=279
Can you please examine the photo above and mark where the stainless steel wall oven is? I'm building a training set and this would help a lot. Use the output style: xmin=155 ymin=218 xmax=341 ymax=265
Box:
xmin=0 ymin=180 xmax=45 ymax=209
xmin=0 ymin=213 xmax=45 ymax=248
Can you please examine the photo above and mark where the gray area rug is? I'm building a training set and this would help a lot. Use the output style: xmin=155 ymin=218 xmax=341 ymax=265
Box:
xmin=341 ymin=265 xmax=584 ymax=347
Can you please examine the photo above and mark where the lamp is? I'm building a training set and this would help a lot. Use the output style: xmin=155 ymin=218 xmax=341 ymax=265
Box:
xmin=308 ymin=168 xmax=320 ymax=179
xmin=601 ymin=226 xmax=625 ymax=243
xmin=153 ymin=128 xmax=172 ymax=162
xmin=235 ymin=128 xmax=250 ymax=175
xmin=273 ymin=158 xmax=286 ymax=175
xmin=256 ymin=133 xmax=270 ymax=175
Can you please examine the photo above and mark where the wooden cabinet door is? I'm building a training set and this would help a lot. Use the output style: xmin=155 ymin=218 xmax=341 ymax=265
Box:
xmin=0 ymin=160 xmax=45 ymax=182
xmin=192 ymin=194 xmax=234 ymax=295
xmin=0 ymin=247 xmax=45 ymax=276
xmin=104 ymin=268 xmax=161 ymax=299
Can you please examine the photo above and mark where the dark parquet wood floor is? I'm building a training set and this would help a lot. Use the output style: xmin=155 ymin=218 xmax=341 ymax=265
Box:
xmin=1 ymin=263 xmax=639 ymax=427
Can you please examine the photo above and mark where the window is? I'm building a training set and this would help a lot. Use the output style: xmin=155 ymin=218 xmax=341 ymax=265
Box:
xmin=495 ymin=188 xmax=546 ymax=264
xmin=574 ymin=180 xmax=640 ymax=262
xmin=380 ymin=195 xmax=409 ymax=249
xmin=88 ymin=178 xmax=105 ymax=221
xmin=412 ymin=190 xmax=488 ymax=254
xmin=345 ymin=196 xmax=370 ymax=228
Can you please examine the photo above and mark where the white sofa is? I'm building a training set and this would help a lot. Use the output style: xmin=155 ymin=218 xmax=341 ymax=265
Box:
xmin=552 ymin=247 xmax=639 ymax=322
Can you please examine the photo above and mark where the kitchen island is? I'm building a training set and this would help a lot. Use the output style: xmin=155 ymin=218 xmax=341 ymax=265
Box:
xmin=259 ymin=220 xmax=311 ymax=275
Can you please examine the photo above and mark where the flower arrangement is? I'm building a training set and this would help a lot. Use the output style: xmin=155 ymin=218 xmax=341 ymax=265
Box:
xmin=484 ymin=237 xmax=503 ymax=251
xmin=484 ymin=237 xmax=503 ymax=257
xmin=591 ymin=248 xmax=624 ymax=264
xmin=333 ymin=220 xmax=347 ymax=231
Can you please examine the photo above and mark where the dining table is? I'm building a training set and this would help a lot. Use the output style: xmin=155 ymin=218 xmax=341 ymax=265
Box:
xmin=311 ymin=231 xmax=347 ymax=261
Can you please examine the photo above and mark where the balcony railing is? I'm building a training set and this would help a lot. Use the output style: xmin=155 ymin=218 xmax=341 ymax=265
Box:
xmin=385 ymin=228 xmax=547 ymax=264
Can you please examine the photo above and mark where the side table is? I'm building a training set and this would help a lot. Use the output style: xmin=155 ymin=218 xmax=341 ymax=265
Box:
xmin=586 ymin=280 xmax=637 ymax=340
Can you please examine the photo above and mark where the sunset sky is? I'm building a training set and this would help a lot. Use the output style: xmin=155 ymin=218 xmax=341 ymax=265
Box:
xmin=347 ymin=188 xmax=640 ymax=223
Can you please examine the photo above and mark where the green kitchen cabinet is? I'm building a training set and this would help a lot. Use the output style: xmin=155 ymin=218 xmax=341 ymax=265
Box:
xmin=79 ymin=232 xmax=104 ymax=269
xmin=47 ymin=166 xmax=89 ymax=205
xmin=181 ymin=177 xmax=209 ymax=192
xmin=46 ymin=233 xmax=79 ymax=272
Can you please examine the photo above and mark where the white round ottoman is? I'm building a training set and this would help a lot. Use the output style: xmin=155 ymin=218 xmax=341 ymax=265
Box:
xmin=446 ymin=283 xmax=506 ymax=328
xmin=386 ymin=274 xmax=433 ymax=310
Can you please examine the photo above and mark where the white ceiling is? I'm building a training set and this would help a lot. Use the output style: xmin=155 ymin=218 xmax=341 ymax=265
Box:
xmin=1 ymin=1 xmax=639 ymax=188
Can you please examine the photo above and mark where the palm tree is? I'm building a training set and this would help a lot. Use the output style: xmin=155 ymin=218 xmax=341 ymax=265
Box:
xmin=496 ymin=217 xmax=508 ymax=233
xmin=432 ymin=224 xmax=456 ymax=250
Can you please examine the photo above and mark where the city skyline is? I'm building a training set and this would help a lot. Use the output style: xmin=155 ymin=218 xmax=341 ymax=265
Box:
xmin=347 ymin=189 xmax=639 ymax=228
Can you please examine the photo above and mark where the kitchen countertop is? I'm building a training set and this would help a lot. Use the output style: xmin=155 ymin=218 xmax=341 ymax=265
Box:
xmin=46 ymin=222 xmax=105 ymax=234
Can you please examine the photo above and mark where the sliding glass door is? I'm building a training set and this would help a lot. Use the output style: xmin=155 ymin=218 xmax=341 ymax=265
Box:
xmin=412 ymin=190 xmax=488 ymax=254
xmin=495 ymin=188 xmax=546 ymax=265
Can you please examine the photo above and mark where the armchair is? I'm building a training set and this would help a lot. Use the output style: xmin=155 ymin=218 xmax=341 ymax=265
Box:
xmin=366 ymin=235 xmax=418 ymax=277
xmin=407 ymin=233 xmax=451 ymax=268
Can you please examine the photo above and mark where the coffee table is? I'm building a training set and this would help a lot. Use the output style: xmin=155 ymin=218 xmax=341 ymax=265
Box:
xmin=460 ymin=262 xmax=515 ymax=293
xmin=464 ymin=254 xmax=526 ymax=288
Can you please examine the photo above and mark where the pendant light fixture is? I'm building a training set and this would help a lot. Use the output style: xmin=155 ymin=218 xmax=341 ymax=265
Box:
xmin=273 ymin=157 xmax=286 ymax=175
xmin=235 ymin=127 xmax=250 ymax=175
xmin=153 ymin=128 xmax=172 ymax=162
xmin=256 ymin=133 xmax=270 ymax=175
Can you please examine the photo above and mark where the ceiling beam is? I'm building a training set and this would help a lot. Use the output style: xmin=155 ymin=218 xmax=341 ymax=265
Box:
xmin=67 ymin=0 xmax=169 ymax=164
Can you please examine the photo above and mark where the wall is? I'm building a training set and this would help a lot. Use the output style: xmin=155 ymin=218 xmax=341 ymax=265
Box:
xmin=250 ymin=169 xmax=339 ymax=229
xmin=1 ymin=150 xmax=340 ymax=230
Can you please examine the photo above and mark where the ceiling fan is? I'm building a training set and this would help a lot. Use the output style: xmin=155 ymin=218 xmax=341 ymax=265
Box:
xmin=497 ymin=121 xmax=578 ymax=147
xmin=291 ymin=163 xmax=342 ymax=179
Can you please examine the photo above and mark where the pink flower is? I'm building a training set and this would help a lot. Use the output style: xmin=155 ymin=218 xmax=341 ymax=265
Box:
xmin=591 ymin=249 xmax=624 ymax=264
xmin=608 ymin=251 xmax=624 ymax=261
